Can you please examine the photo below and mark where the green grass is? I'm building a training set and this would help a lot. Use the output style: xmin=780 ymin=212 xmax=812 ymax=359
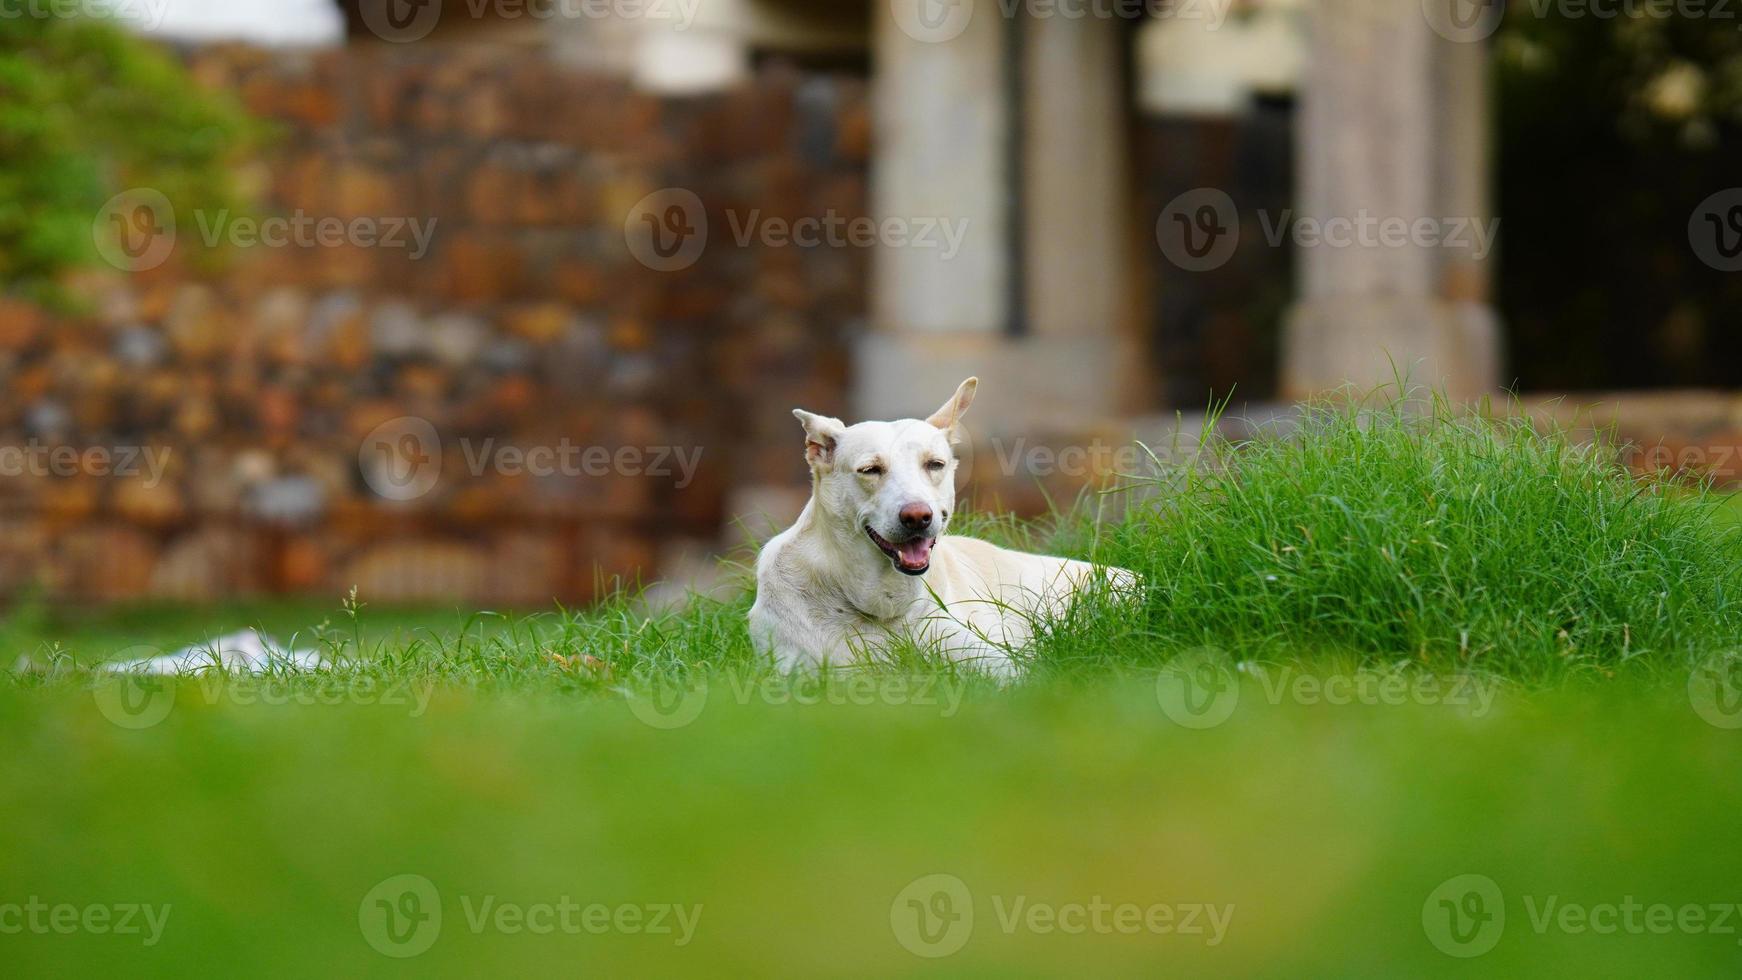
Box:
xmin=0 ymin=598 xmax=494 ymax=665
xmin=14 ymin=386 xmax=1740 ymax=690
xmin=5 ymin=387 xmax=1742 ymax=976
xmin=1068 ymin=387 xmax=1742 ymax=682
xmin=4 ymin=683 xmax=1742 ymax=976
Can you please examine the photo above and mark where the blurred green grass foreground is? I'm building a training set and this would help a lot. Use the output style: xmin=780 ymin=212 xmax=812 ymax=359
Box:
xmin=6 ymin=391 xmax=1742 ymax=976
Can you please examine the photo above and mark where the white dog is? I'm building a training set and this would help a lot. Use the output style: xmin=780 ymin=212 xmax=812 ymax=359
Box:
xmin=748 ymin=378 xmax=1135 ymax=676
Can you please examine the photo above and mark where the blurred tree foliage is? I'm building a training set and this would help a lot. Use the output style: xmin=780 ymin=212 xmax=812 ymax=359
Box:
xmin=0 ymin=12 xmax=255 ymax=304
xmin=1497 ymin=8 xmax=1742 ymax=389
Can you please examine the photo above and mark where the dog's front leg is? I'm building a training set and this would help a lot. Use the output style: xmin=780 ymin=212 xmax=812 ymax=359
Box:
xmin=749 ymin=598 xmax=858 ymax=672
xmin=910 ymin=610 xmax=1021 ymax=680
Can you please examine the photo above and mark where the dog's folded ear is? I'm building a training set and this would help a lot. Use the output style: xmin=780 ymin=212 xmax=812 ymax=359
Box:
xmin=792 ymin=409 xmax=846 ymax=466
xmin=925 ymin=377 xmax=978 ymax=433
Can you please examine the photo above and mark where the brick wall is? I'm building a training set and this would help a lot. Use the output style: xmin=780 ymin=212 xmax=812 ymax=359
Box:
xmin=0 ymin=42 xmax=870 ymax=604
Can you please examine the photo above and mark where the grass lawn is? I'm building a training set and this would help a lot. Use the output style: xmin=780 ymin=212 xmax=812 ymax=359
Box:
xmin=5 ymin=391 xmax=1742 ymax=975
xmin=0 ymin=598 xmax=497 ymax=665
xmin=5 ymin=682 xmax=1742 ymax=976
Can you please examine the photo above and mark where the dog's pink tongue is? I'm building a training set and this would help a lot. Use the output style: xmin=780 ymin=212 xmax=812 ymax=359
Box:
xmin=896 ymin=537 xmax=934 ymax=569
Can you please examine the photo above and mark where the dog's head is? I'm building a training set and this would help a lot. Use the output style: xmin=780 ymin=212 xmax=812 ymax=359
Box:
xmin=793 ymin=377 xmax=976 ymax=577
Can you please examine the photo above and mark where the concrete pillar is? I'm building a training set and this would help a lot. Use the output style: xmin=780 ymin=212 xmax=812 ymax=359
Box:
xmin=1280 ymin=0 xmax=1500 ymax=400
xmin=858 ymin=7 xmax=1136 ymax=428
xmin=868 ymin=4 xmax=1009 ymax=339
xmin=1025 ymin=11 xmax=1131 ymax=346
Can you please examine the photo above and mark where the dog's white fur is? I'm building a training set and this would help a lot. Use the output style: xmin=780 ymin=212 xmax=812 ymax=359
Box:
xmin=748 ymin=378 xmax=1134 ymax=676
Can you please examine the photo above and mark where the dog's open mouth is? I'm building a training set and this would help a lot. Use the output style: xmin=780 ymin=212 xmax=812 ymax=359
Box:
xmin=865 ymin=525 xmax=934 ymax=576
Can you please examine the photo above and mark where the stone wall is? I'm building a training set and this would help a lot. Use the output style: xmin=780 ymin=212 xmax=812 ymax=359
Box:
xmin=0 ymin=42 xmax=870 ymax=604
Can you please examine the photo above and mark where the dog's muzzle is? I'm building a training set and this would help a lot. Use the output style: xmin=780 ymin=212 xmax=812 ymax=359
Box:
xmin=865 ymin=525 xmax=935 ymax=575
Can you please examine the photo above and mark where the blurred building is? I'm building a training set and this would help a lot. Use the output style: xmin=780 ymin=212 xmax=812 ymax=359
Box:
xmin=7 ymin=0 xmax=1735 ymax=604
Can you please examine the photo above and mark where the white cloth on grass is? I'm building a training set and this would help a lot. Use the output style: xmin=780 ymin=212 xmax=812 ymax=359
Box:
xmin=101 ymin=629 xmax=326 ymax=675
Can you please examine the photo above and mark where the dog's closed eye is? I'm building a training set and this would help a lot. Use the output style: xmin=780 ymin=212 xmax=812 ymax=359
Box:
xmin=858 ymin=464 xmax=885 ymax=476
xmin=924 ymin=458 xmax=947 ymax=473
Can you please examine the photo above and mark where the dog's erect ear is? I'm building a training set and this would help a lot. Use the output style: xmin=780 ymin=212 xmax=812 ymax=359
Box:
xmin=792 ymin=409 xmax=846 ymax=467
xmin=925 ymin=377 xmax=978 ymax=431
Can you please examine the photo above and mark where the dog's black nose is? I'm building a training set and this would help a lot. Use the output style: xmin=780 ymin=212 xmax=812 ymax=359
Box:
xmin=899 ymin=503 xmax=933 ymax=531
